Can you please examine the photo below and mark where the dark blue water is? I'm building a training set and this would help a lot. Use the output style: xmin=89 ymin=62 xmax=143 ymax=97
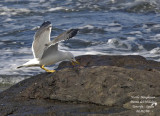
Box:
xmin=0 ymin=0 xmax=160 ymax=86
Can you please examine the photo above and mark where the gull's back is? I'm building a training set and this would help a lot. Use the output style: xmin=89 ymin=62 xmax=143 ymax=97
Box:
xmin=32 ymin=21 xmax=52 ymax=59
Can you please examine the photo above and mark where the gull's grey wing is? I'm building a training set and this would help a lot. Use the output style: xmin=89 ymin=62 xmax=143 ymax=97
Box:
xmin=32 ymin=21 xmax=52 ymax=59
xmin=46 ymin=29 xmax=79 ymax=47
xmin=41 ymin=29 xmax=78 ymax=60
xmin=41 ymin=43 xmax=58 ymax=60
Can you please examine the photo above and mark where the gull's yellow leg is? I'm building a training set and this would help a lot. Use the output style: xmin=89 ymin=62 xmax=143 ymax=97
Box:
xmin=40 ymin=65 xmax=55 ymax=73
xmin=72 ymin=61 xmax=75 ymax=66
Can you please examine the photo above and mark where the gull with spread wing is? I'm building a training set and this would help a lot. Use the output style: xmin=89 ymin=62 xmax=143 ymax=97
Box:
xmin=18 ymin=21 xmax=79 ymax=72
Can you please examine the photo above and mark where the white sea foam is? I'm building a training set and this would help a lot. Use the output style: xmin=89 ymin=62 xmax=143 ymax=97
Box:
xmin=3 ymin=18 xmax=14 ymax=22
xmin=105 ymin=27 xmax=122 ymax=32
xmin=126 ymin=37 xmax=137 ymax=41
xmin=107 ymin=22 xmax=121 ymax=27
xmin=0 ymin=6 xmax=31 ymax=17
xmin=48 ymin=7 xmax=67 ymax=12
xmin=143 ymin=24 xmax=151 ymax=32
xmin=107 ymin=38 xmax=120 ymax=45
xmin=0 ymin=75 xmax=29 ymax=85
xmin=78 ymin=24 xmax=95 ymax=30
xmin=0 ymin=47 xmax=40 ymax=75
xmin=107 ymin=38 xmax=129 ymax=50
xmin=151 ymin=34 xmax=160 ymax=40
xmin=104 ymin=22 xmax=122 ymax=32
xmin=129 ymin=31 xmax=142 ymax=35
xmin=150 ymin=47 xmax=160 ymax=54
xmin=31 ymin=26 xmax=40 ymax=31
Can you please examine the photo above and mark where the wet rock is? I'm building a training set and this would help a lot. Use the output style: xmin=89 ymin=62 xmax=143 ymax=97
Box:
xmin=0 ymin=55 xmax=160 ymax=115
xmin=58 ymin=55 xmax=160 ymax=70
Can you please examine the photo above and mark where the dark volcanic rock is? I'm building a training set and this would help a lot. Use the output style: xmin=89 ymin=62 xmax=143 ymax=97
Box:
xmin=0 ymin=55 xmax=160 ymax=116
xmin=58 ymin=55 xmax=160 ymax=70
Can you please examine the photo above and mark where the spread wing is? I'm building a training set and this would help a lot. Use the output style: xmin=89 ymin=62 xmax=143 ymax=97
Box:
xmin=32 ymin=21 xmax=52 ymax=59
xmin=41 ymin=29 xmax=78 ymax=60
xmin=45 ymin=29 xmax=79 ymax=47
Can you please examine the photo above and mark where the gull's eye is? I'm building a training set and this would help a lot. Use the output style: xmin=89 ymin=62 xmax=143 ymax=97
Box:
xmin=71 ymin=58 xmax=74 ymax=60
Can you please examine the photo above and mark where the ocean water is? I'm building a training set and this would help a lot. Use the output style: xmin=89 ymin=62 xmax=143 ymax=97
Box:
xmin=0 ymin=0 xmax=160 ymax=88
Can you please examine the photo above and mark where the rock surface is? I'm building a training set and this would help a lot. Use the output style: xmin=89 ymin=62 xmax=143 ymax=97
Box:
xmin=0 ymin=55 xmax=160 ymax=116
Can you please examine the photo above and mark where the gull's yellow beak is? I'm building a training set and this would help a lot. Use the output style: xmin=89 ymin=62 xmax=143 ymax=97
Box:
xmin=71 ymin=59 xmax=80 ymax=65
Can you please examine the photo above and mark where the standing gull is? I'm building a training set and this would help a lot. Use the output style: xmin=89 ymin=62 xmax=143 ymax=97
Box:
xmin=18 ymin=21 xmax=79 ymax=72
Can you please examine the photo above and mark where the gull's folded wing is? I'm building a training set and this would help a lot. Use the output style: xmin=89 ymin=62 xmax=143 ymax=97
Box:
xmin=41 ymin=43 xmax=58 ymax=60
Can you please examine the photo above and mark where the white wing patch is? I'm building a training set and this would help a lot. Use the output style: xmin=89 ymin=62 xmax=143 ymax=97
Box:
xmin=32 ymin=26 xmax=52 ymax=59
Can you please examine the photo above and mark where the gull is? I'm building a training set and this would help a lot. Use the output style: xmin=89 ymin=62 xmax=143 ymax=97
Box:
xmin=17 ymin=21 xmax=79 ymax=72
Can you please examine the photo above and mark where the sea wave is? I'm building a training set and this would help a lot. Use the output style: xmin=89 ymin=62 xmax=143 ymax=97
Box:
xmin=0 ymin=0 xmax=160 ymax=17
xmin=124 ymin=0 xmax=160 ymax=13
xmin=0 ymin=7 xmax=31 ymax=16
xmin=0 ymin=75 xmax=29 ymax=85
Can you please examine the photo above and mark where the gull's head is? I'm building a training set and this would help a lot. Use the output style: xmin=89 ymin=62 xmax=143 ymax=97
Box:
xmin=65 ymin=52 xmax=79 ymax=65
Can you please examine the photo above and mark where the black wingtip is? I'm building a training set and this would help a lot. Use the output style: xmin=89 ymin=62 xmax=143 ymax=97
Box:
xmin=68 ymin=29 xmax=79 ymax=38
xmin=41 ymin=21 xmax=51 ymax=27
xmin=17 ymin=66 xmax=23 ymax=69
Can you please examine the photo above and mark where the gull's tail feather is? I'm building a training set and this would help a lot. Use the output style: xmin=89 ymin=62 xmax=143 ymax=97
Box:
xmin=17 ymin=58 xmax=40 ymax=69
